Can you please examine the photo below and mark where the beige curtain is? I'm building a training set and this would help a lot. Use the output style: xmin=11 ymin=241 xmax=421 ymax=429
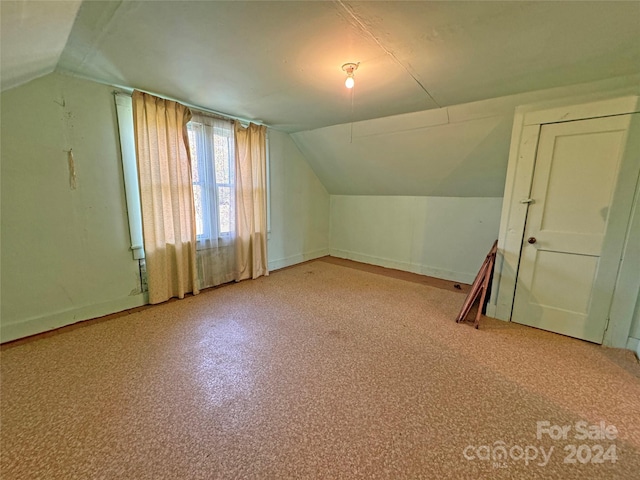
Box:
xmin=132 ymin=91 xmax=199 ymax=304
xmin=234 ymin=123 xmax=268 ymax=281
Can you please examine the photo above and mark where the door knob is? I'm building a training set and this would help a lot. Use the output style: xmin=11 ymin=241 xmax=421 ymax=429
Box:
xmin=527 ymin=237 xmax=537 ymax=244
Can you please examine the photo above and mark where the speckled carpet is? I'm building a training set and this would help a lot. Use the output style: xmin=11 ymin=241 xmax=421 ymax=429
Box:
xmin=2 ymin=259 xmax=639 ymax=479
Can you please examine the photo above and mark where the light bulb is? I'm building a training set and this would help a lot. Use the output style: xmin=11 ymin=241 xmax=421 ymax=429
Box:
xmin=345 ymin=76 xmax=355 ymax=89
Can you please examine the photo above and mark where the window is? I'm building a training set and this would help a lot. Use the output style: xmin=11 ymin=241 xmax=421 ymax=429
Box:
xmin=187 ymin=116 xmax=235 ymax=246
xmin=116 ymin=96 xmax=269 ymax=255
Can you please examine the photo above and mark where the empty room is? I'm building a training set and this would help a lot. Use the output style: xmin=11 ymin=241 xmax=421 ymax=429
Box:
xmin=2 ymin=1 xmax=640 ymax=478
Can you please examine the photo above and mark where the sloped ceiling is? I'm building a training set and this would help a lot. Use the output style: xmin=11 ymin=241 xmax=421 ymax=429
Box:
xmin=291 ymin=76 xmax=640 ymax=197
xmin=0 ymin=0 xmax=82 ymax=90
xmin=2 ymin=1 xmax=639 ymax=197
xmin=292 ymin=108 xmax=514 ymax=197
xmin=48 ymin=1 xmax=640 ymax=132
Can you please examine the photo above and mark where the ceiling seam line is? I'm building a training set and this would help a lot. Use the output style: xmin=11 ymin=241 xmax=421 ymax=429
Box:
xmin=335 ymin=0 xmax=442 ymax=109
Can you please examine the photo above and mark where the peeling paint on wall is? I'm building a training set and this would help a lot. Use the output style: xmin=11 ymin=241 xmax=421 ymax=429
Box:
xmin=58 ymin=92 xmax=79 ymax=189
xmin=67 ymin=149 xmax=77 ymax=189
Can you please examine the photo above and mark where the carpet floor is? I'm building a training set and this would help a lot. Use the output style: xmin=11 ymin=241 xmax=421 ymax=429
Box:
xmin=1 ymin=259 xmax=639 ymax=479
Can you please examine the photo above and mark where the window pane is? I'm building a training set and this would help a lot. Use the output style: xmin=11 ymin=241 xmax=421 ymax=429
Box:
xmin=193 ymin=184 xmax=204 ymax=236
xmin=214 ymin=133 xmax=229 ymax=184
xmin=188 ymin=119 xmax=235 ymax=241
xmin=218 ymin=186 xmax=232 ymax=233
xmin=187 ymin=125 xmax=199 ymax=183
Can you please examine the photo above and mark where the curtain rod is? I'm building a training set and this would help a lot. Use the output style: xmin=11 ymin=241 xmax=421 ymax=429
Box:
xmin=113 ymin=89 xmax=262 ymax=127
xmin=56 ymin=69 xmax=266 ymax=127
xmin=113 ymin=89 xmax=263 ymax=127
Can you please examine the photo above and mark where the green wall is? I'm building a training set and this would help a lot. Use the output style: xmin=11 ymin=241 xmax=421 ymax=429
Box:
xmin=2 ymin=71 xmax=638 ymax=351
xmin=267 ymin=130 xmax=330 ymax=269
xmin=330 ymin=196 xmax=502 ymax=284
xmin=1 ymin=73 xmax=145 ymax=341
xmin=0 ymin=73 xmax=332 ymax=342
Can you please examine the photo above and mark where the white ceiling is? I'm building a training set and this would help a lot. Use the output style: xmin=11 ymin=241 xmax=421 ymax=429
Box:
xmin=2 ymin=1 xmax=639 ymax=132
xmin=0 ymin=0 xmax=82 ymax=90
xmin=290 ymin=75 xmax=640 ymax=197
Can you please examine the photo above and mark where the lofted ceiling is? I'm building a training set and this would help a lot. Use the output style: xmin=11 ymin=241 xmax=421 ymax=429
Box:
xmin=0 ymin=0 xmax=82 ymax=90
xmin=1 ymin=1 xmax=639 ymax=133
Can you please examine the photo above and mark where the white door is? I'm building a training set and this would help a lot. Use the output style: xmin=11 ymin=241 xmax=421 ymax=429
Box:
xmin=512 ymin=114 xmax=639 ymax=343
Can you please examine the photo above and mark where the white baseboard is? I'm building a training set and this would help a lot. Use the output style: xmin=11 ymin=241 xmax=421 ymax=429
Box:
xmin=268 ymin=248 xmax=329 ymax=271
xmin=626 ymin=337 xmax=640 ymax=359
xmin=1 ymin=293 xmax=148 ymax=343
xmin=329 ymin=248 xmax=477 ymax=284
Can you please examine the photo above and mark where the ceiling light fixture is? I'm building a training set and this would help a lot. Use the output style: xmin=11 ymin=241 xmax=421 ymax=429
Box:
xmin=342 ymin=62 xmax=359 ymax=89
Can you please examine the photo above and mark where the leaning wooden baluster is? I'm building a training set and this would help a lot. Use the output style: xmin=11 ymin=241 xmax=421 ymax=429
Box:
xmin=456 ymin=240 xmax=498 ymax=328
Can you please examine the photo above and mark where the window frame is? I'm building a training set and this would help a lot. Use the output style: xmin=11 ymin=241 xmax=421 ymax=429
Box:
xmin=187 ymin=118 xmax=235 ymax=247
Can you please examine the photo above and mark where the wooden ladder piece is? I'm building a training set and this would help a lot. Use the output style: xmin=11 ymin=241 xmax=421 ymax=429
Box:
xmin=455 ymin=240 xmax=498 ymax=329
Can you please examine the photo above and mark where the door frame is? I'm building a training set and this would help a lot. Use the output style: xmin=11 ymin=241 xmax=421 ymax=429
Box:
xmin=486 ymin=95 xmax=640 ymax=348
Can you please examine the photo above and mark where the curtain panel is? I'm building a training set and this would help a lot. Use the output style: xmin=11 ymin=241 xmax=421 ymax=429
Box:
xmin=234 ymin=123 xmax=269 ymax=281
xmin=132 ymin=90 xmax=199 ymax=304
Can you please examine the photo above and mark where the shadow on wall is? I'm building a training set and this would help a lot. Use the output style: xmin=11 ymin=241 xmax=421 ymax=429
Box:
xmin=292 ymin=112 xmax=514 ymax=198
xmin=434 ymin=115 xmax=513 ymax=196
